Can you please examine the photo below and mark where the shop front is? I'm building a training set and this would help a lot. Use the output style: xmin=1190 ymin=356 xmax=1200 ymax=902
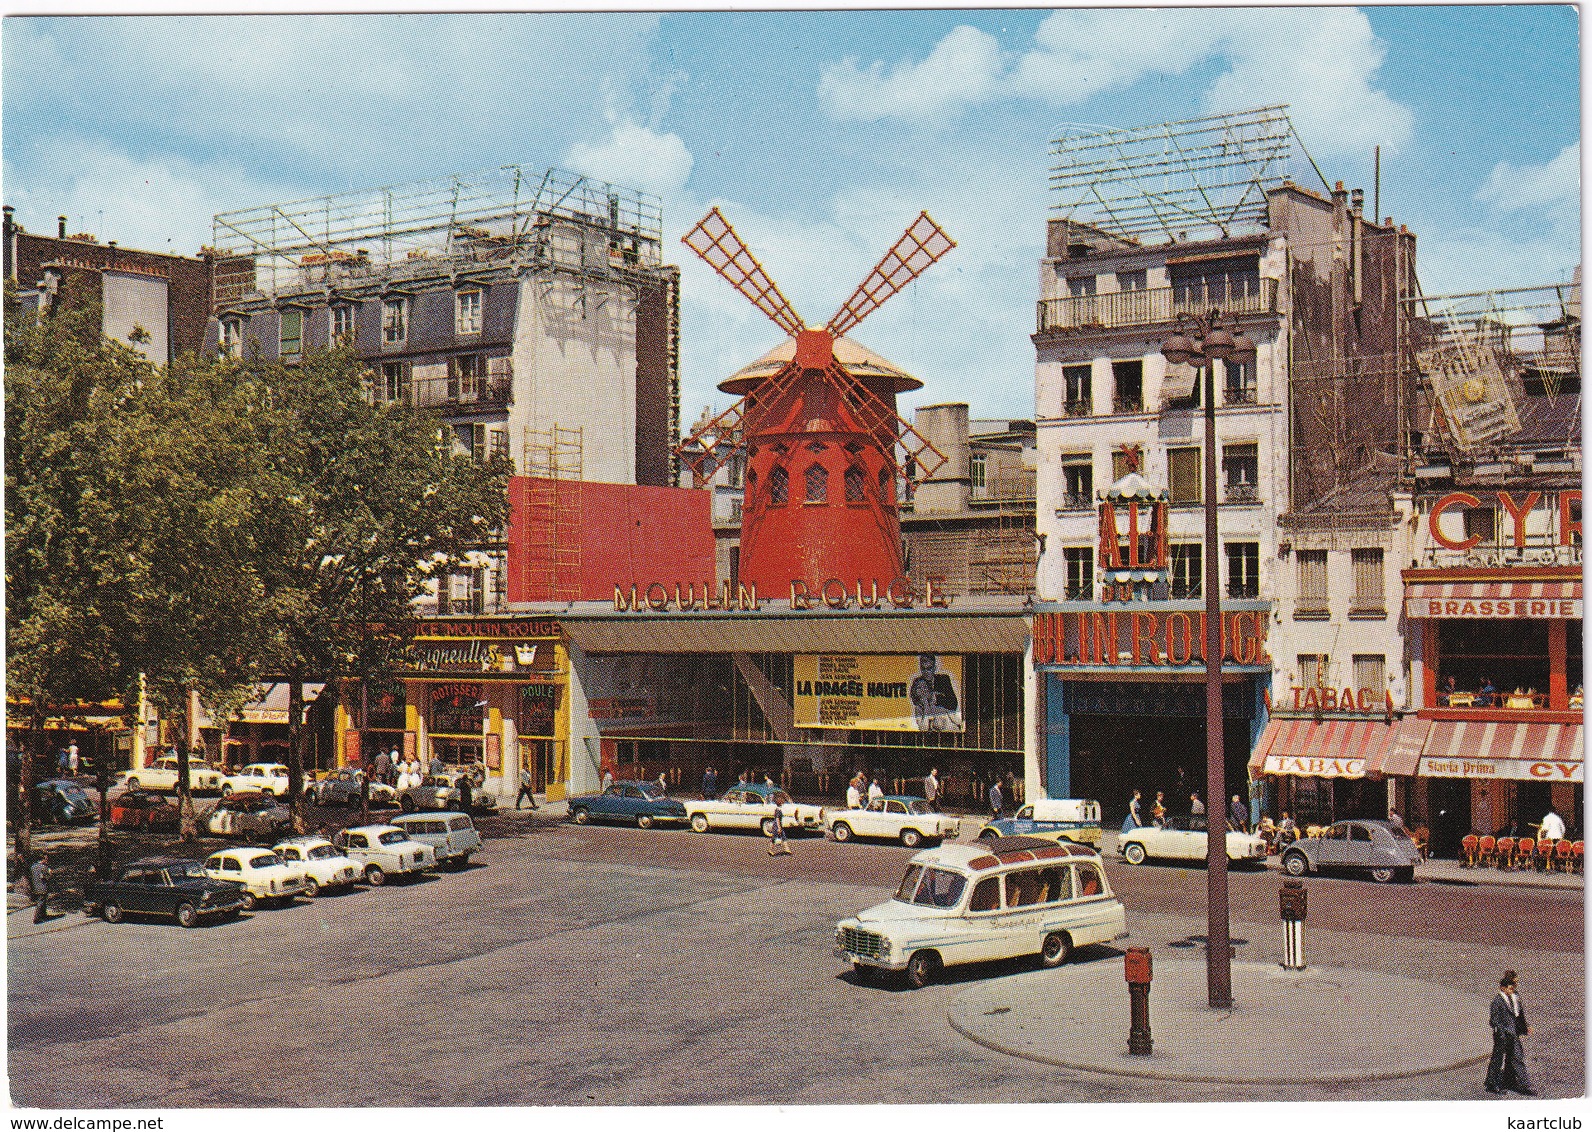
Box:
xmin=334 ymin=616 xmax=570 ymax=799
xmin=558 ymin=601 xmax=1030 ymax=807
xmin=1249 ymin=710 xmax=1430 ymax=830
xmin=1033 ymin=602 xmax=1272 ymax=825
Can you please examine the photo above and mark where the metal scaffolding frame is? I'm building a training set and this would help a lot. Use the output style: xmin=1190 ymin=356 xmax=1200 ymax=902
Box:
xmin=1049 ymin=105 xmax=1327 ymax=243
xmin=210 ymin=164 xmax=664 ymax=307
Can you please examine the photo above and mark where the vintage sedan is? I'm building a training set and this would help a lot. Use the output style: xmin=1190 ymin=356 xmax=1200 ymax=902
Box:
xmin=204 ymin=792 xmax=292 ymax=839
xmin=118 ymin=755 xmax=225 ymax=794
xmin=836 ymin=837 xmax=1127 ymax=988
xmin=1118 ymin=815 xmax=1269 ymax=866
xmin=34 ymin=779 xmax=96 ymax=825
xmin=390 ymin=812 xmax=484 ymax=869
xmin=84 ymin=857 xmax=245 ymax=927
xmin=110 ymin=790 xmax=179 ymax=831
xmin=1279 ymin=819 xmax=1422 ymax=883
xmin=683 ymin=783 xmax=825 ymax=836
xmin=202 ymin=847 xmax=309 ymax=910
xmin=398 ymin=771 xmax=498 ymax=814
xmin=310 ymin=768 xmax=397 ymax=808
xmin=272 ymin=835 xmax=362 ymax=896
xmin=567 ymin=781 xmax=689 ymax=829
xmin=826 ymin=795 xmax=960 ymax=848
xmin=331 ymin=824 xmax=436 ymax=885
xmin=979 ymin=798 xmax=1103 ymax=849
xmin=221 ymin=763 xmax=291 ymax=797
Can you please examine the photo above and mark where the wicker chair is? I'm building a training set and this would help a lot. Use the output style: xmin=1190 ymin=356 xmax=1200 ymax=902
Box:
xmin=1555 ymin=839 xmax=1574 ymax=872
xmin=1513 ymin=836 xmax=1534 ymax=870
xmin=1478 ymin=835 xmax=1498 ymax=868
xmin=1534 ymin=838 xmax=1556 ymax=871
xmin=1495 ymin=837 xmax=1516 ymax=869
xmin=1412 ymin=826 xmax=1431 ymax=861
xmin=1460 ymin=834 xmax=1480 ymax=868
xmin=1573 ymin=841 xmax=1585 ymax=874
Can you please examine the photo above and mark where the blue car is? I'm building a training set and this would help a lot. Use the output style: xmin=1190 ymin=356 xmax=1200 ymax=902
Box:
xmin=977 ymin=798 xmax=1103 ymax=849
xmin=568 ymin=781 xmax=688 ymax=829
xmin=35 ymin=779 xmax=96 ymax=825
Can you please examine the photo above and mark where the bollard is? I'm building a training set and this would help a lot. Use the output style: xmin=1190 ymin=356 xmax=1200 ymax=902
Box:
xmin=1124 ymin=946 xmax=1153 ymax=1055
xmin=1279 ymin=879 xmax=1307 ymax=970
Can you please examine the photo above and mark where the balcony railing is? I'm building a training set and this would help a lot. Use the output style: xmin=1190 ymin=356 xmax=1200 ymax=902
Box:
xmin=1063 ymin=399 xmax=1092 ymax=417
xmin=1112 ymin=393 xmax=1144 ymax=414
xmin=1037 ymin=278 xmax=1279 ymax=335
xmin=409 ymin=374 xmax=513 ymax=411
xmin=1224 ymin=385 xmax=1258 ymax=405
xmin=1224 ymin=482 xmax=1259 ymax=504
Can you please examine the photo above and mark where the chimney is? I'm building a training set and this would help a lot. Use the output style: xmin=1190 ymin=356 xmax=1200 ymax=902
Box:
xmin=1350 ymin=188 xmax=1365 ymax=217
xmin=58 ymin=215 xmax=67 ymax=239
xmin=911 ymin=404 xmax=971 ymax=514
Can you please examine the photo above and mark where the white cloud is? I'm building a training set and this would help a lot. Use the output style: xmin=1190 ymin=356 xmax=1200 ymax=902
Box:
xmin=823 ymin=10 xmax=1412 ymax=159
xmin=564 ymin=120 xmax=694 ymax=201
xmin=1477 ymin=142 xmax=1581 ymax=213
xmin=818 ymin=25 xmax=1003 ymax=123
xmin=1414 ymin=225 xmax=1580 ymax=296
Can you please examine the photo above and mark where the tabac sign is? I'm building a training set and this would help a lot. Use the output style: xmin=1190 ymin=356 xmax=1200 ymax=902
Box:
xmin=1262 ymin=755 xmax=1365 ymax=779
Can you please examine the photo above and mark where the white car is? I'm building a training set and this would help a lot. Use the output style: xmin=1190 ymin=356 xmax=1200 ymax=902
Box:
xmin=836 ymin=836 xmax=1128 ymax=988
xmin=119 ymin=756 xmax=224 ymax=794
xmin=684 ymin=783 xmax=824 ymax=836
xmin=1118 ymin=815 xmax=1269 ymax=866
xmin=272 ymin=835 xmax=362 ymax=896
xmin=202 ymin=847 xmax=309 ymax=910
xmin=222 ymin=763 xmax=291 ymax=797
xmin=826 ymin=795 xmax=961 ymax=848
xmin=330 ymin=824 xmax=436 ymax=885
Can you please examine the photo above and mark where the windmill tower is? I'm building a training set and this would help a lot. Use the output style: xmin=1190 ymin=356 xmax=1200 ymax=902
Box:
xmin=677 ymin=209 xmax=955 ymax=598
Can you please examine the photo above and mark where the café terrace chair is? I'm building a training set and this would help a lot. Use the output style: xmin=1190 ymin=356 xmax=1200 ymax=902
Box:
xmin=1494 ymin=836 xmax=1516 ymax=869
xmin=1574 ymin=841 xmax=1585 ymax=874
xmin=1460 ymin=834 xmax=1480 ymax=868
xmin=1411 ymin=826 xmax=1431 ymax=861
xmin=1477 ymin=835 xmax=1498 ymax=868
xmin=1534 ymin=838 xmax=1558 ymax=872
xmin=1512 ymin=836 xmax=1534 ymax=870
xmin=1556 ymin=839 xmax=1575 ymax=873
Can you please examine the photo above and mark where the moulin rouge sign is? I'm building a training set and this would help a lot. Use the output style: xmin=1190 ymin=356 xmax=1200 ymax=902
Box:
xmin=1033 ymin=609 xmax=1269 ymax=669
xmin=612 ymin=576 xmax=954 ymax=612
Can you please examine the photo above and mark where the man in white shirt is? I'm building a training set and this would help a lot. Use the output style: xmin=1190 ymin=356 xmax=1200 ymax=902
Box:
xmin=867 ymin=777 xmax=885 ymax=805
xmin=1540 ymin=806 xmax=1566 ymax=842
xmin=923 ymin=767 xmax=940 ymax=807
xmin=845 ymin=775 xmax=862 ymax=811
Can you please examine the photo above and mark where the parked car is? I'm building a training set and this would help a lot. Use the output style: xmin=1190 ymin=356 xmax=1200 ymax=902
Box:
xmin=310 ymin=768 xmax=397 ymax=808
xmin=826 ymin=795 xmax=960 ymax=848
xmin=398 ymin=771 xmax=497 ymax=814
xmin=221 ymin=763 xmax=290 ymax=797
xmin=567 ymin=781 xmax=689 ymax=829
xmin=118 ymin=755 xmax=225 ymax=794
xmin=110 ymin=790 xmax=178 ymax=831
xmin=84 ymin=856 xmax=245 ymax=927
xmin=202 ymin=847 xmax=309 ymax=910
xmin=330 ymin=824 xmax=436 ymax=885
xmin=684 ymin=783 xmax=825 ymax=836
xmin=1279 ymin=818 xmax=1422 ymax=883
xmin=34 ymin=779 xmax=96 ymax=825
xmin=390 ymin=812 xmax=483 ymax=869
xmin=272 ymin=835 xmax=361 ymax=896
xmin=835 ymin=836 xmax=1127 ymax=988
xmin=204 ymin=791 xmax=292 ymax=839
xmin=1117 ymin=815 xmax=1268 ymax=866
xmin=979 ymin=798 xmax=1103 ymax=848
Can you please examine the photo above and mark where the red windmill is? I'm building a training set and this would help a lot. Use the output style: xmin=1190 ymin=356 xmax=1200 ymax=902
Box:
xmin=677 ymin=208 xmax=955 ymax=599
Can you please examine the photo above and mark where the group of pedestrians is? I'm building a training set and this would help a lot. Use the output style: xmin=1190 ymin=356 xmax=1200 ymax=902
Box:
xmin=369 ymin=748 xmax=425 ymax=790
xmin=1121 ymin=787 xmax=1252 ymax=833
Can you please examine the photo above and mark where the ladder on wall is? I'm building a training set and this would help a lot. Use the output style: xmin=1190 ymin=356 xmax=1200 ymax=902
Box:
xmin=521 ymin=424 xmax=584 ymax=601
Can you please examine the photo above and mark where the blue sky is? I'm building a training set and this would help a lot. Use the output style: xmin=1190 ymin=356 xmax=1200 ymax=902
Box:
xmin=4 ymin=7 xmax=1579 ymax=423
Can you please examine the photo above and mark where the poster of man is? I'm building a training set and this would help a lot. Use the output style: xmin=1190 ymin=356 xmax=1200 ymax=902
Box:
xmin=909 ymin=653 xmax=963 ymax=732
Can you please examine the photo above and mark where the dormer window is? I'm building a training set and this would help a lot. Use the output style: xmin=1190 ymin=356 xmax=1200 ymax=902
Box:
xmin=382 ymin=296 xmax=408 ymax=346
xmin=219 ymin=316 xmax=243 ymax=359
xmin=456 ymin=289 xmax=482 ymax=335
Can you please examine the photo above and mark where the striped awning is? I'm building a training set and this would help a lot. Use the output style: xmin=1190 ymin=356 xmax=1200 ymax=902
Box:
xmin=1416 ymin=719 xmax=1584 ymax=782
xmin=1250 ymin=716 xmax=1431 ymax=780
xmin=1404 ymin=578 xmax=1581 ymax=619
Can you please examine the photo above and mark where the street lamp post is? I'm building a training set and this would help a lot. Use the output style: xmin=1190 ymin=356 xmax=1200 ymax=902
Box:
xmin=1161 ymin=309 xmax=1256 ymax=1009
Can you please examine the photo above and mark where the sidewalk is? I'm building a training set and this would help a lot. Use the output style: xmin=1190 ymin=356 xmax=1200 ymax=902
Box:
xmin=948 ymin=960 xmax=1493 ymax=1084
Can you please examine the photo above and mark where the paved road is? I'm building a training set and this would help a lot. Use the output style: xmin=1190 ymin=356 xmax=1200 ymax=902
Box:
xmin=8 ymin=812 xmax=1584 ymax=1107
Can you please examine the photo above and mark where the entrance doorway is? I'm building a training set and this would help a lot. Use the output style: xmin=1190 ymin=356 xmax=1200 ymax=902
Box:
xmin=1068 ymin=713 xmax=1251 ymax=825
xmin=1426 ymin=776 xmax=1472 ymax=858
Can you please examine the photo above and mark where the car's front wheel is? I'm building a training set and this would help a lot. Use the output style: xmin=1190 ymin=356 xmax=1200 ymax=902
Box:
xmin=239 ymin=891 xmax=258 ymax=912
xmin=125 ymin=777 xmax=140 ymax=791
xmin=102 ymin=902 xmax=124 ymax=924
xmin=176 ymin=902 xmax=199 ymax=928
xmin=636 ymin=813 xmax=655 ymax=830
xmin=831 ymin=822 xmax=853 ymax=843
xmin=302 ymin=877 xmax=320 ymax=898
xmin=1123 ymin=842 xmax=1147 ymax=865
xmin=1039 ymin=931 xmax=1072 ymax=968
xmin=400 ymin=796 xmax=416 ymax=814
xmin=364 ymin=864 xmax=387 ymax=886
xmin=904 ymin=950 xmax=940 ymax=990
xmin=571 ymin=807 xmax=590 ymax=825
xmin=220 ymin=783 xmax=233 ymax=797
xmin=1282 ymin=851 xmax=1309 ymax=877
xmin=1369 ymin=865 xmax=1395 ymax=884
xmin=900 ymin=828 xmax=923 ymax=849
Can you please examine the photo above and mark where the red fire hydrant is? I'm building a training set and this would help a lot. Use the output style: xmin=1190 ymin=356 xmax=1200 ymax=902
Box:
xmin=1124 ymin=946 xmax=1153 ymax=1055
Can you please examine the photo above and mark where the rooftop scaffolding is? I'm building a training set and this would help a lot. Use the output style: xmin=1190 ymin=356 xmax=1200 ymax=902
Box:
xmin=1049 ymin=105 xmax=1326 ymax=243
xmin=210 ymin=164 xmax=664 ymax=307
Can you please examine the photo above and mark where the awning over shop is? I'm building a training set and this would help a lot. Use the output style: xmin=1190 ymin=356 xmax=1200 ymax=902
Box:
xmin=195 ymin=683 xmax=325 ymax=728
xmin=1416 ymin=719 xmax=1584 ymax=782
xmin=1404 ymin=578 xmax=1581 ymax=619
xmin=1250 ymin=716 xmax=1431 ymax=780
xmin=562 ymin=613 xmax=1030 ymax=656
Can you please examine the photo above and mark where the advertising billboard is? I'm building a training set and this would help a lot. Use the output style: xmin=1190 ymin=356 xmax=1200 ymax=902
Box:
xmin=794 ymin=654 xmax=964 ymax=732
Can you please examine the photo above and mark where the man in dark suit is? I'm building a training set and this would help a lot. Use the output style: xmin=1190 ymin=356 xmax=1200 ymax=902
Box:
xmin=1485 ymin=970 xmax=1535 ymax=1095
xmin=909 ymin=654 xmax=960 ymax=732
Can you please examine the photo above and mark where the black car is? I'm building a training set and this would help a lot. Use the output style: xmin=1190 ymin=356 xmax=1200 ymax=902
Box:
xmin=310 ymin=768 xmax=396 ymax=808
xmin=35 ymin=779 xmax=95 ymax=825
xmin=83 ymin=856 xmax=247 ymax=927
